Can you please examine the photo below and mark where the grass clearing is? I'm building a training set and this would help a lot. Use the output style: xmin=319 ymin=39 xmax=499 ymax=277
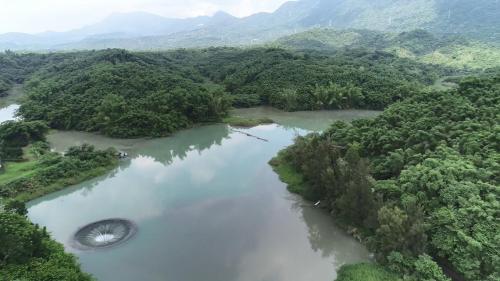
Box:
xmin=223 ymin=116 xmax=274 ymax=128
xmin=335 ymin=263 xmax=401 ymax=281
xmin=0 ymin=161 xmax=38 ymax=185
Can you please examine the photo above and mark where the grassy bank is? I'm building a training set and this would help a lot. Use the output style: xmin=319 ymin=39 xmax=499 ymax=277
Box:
xmin=0 ymin=161 xmax=39 ymax=186
xmin=269 ymin=152 xmax=307 ymax=195
xmin=223 ymin=116 xmax=274 ymax=128
xmin=0 ymin=146 xmax=119 ymax=203
xmin=11 ymin=162 xmax=117 ymax=202
xmin=336 ymin=264 xmax=401 ymax=281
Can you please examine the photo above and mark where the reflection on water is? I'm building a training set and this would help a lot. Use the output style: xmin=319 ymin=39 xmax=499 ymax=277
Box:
xmin=47 ymin=130 xmax=143 ymax=153
xmin=0 ymin=104 xmax=20 ymax=123
xmin=232 ymin=107 xmax=381 ymax=132
xmin=28 ymin=110 xmax=379 ymax=281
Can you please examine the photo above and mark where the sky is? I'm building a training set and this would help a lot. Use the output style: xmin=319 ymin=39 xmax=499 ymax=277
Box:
xmin=0 ymin=0 xmax=291 ymax=34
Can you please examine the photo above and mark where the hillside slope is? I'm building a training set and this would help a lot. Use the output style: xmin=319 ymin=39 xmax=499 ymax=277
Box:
xmin=273 ymin=29 xmax=500 ymax=70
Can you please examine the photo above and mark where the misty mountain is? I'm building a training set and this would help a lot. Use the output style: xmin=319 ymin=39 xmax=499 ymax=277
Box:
xmin=1 ymin=0 xmax=498 ymax=51
xmin=296 ymin=0 xmax=500 ymax=41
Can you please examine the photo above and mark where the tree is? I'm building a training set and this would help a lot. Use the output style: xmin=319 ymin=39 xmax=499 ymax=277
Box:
xmin=3 ymin=200 xmax=28 ymax=216
xmin=0 ymin=211 xmax=46 ymax=265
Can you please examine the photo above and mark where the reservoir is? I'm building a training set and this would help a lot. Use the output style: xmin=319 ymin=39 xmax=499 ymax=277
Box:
xmin=26 ymin=108 xmax=379 ymax=281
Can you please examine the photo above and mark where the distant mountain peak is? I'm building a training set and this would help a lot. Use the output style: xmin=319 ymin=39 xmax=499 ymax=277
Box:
xmin=0 ymin=0 xmax=498 ymax=51
xmin=212 ymin=11 xmax=237 ymax=19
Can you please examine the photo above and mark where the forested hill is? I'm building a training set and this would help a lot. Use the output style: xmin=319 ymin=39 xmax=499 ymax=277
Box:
xmin=14 ymin=47 xmax=450 ymax=137
xmin=273 ymin=29 xmax=500 ymax=70
xmin=0 ymin=51 xmax=68 ymax=97
xmin=274 ymin=73 xmax=500 ymax=281
xmin=294 ymin=0 xmax=500 ymax=42
xmin=18 ymin=50 xmax=231 ymax=138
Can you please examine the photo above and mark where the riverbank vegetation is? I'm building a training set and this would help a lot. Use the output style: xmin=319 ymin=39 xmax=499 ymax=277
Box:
xmin=272 ymin=74 xmax=499 ymax=281
xmin=0 ymin=120 xmax=119 ymax=201
xmin=0 ymin=204 xmax=93 ymax=281
xmin=0 ymin=120 xmax=119 ymax=280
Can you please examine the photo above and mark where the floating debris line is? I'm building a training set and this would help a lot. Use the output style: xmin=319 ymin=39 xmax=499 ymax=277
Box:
xmin=231 ymin=129 xmax=269 ymax=142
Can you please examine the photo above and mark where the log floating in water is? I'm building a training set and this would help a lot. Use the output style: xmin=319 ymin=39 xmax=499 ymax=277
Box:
xmin=231 ymin=129 xmax=269 ymax=142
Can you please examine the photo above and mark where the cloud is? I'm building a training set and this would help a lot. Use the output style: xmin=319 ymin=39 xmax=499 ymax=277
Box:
xmin=0 ymin=0 xmax=291 ymax=33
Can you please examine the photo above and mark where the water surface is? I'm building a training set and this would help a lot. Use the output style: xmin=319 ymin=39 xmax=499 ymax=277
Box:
xmin=232 ymin=107 xmax=380 ymax=131
xmin=0 ymin=104 xmax=19 ymax=123
xmin=28 ymin=109 xmax=379 ymax=281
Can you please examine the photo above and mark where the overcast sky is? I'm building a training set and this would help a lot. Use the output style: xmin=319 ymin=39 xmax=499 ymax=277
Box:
xmin=0 ymin=0 xmax=291 ymax=34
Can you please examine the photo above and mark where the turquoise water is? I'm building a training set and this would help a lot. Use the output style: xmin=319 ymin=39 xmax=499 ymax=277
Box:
xmin=27 ymin=109 xmax=379 ymax=281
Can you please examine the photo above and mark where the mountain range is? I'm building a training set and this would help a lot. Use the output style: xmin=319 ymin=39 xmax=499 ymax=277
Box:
xmin=1 ymin=0 xmax=499 ymax=51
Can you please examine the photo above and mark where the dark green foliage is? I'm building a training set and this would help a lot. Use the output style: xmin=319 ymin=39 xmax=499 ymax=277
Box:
xmin=19 ymin=49 xmax=232 ymax=138
xmin=13 ymin=47 xmax=444 ymax=137
xmin=374 ymin=205 xmax=427 ymax=258
xmin=387 ymin=253 xmax=451 ymax=281
xmin=0 ymin=50 xmax=68 ymax=96
xmin=182 ymin=47 xmax=443 ymax=111
xmin=0 ymin=120 xmax=49 ymax=160
xmin=278 ymin=74 xmax=499 ymax=281
xmin=278 ymin=139 xmax=378 ymax=230
xmin=3 ymin=199 xmax=28 ymax=216
xmin=0 ymin=210 xmax=47 ymax=265
xmin=0 ymin=208 xmax=93 ymax=281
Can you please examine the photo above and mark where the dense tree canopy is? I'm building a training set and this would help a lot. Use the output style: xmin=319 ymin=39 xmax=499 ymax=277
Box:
xmin=276 ymin=74 xmax=500 ymax=281
xmin=18 ymin=49 xmax=231 ymax=137
xmin=0 ymin=120 xmax=48 ymax=160
xmin=0 ymin=206 xmax=93 ymax=281
xmin=0 ymin=50 xmax=68 ymax=97
xmin=170 ymin=47 xmax=447 ymax=109
xmin=13 ymin=47 xmax=448 ymax=138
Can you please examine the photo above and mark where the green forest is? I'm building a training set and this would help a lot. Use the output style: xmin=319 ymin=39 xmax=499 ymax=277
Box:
xmin=1 ymin=206 xmax=93 ymax=281
xmin=0 ymin=28 xmax=499 ymax=281
xmin=6 ymin=46 xmax=450 ymax=137
xmin=271 ymin=74 xmax=499 ymax=281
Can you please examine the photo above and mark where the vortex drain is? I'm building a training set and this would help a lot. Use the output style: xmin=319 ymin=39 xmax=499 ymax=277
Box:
xmin=72 ymin=219 xmax=137 ymax=250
